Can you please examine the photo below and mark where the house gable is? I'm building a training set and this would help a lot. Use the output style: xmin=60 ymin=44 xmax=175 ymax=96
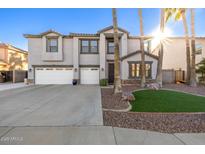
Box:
xmin=121 ymin=50 xmax=158 ymax=61
xmin=121 ymin=50 xmax=158 ymax=80
xmin=97 ymin=26 xmax=129 ymax=35
xmin=24 ymin=30 xmax=62 ymax=38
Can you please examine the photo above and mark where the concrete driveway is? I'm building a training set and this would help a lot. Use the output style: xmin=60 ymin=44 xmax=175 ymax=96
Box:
xmin=0 ymin=85 xmax=103 ymax=126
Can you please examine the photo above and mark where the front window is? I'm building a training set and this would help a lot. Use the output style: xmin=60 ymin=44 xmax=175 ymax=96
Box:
xmin=47 ymin=38 xmax=58 ymax=52
xmin=80 ymin=40 xmax=98 ymax=53
xmin=107 ymin=39 xmax=114 ymax=54
xmin=129 ymin=62 xmax=152 ymax=78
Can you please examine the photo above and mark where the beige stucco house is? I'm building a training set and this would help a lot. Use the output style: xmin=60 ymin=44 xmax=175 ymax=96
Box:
xmin=24 ymin=26 xmax=205 ymax=85
xmin=0 ymin=43 xmax=28 ymax=71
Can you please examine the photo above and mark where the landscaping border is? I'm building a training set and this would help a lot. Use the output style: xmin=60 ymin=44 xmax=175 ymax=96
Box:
xmin=102 ymin=86 xmax=205 ymax=133
xmin=103 ymin=111 xmax=205 ymax=133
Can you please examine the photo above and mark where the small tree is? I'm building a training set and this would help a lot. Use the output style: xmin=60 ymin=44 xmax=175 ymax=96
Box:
xmin=196 ymin=58 xmax=205 ymax=82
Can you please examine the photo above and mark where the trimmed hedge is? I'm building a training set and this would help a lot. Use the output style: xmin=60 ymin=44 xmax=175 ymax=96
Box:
xmin=100 ymin=79 xmax=108 ymax=86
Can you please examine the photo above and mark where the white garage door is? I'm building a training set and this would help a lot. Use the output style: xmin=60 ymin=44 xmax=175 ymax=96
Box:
xmin=35 ymin=67 xmax=73 ymax=84
xmin=80 ymin=68 xmax=99 ymax=84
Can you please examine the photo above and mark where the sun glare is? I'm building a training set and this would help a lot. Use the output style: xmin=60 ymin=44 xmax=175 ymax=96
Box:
xmin=150 ymin=27 xmax=172 ymax=51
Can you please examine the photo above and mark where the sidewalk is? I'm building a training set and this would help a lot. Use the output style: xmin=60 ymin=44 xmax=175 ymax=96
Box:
xmin=0 ymin=126 xmax=205 ymax=145
xmin=0 ymin=82 xmax=30 ymax=91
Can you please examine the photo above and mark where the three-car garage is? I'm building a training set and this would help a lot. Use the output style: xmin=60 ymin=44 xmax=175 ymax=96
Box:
xmin=34 ymin=67 xmax=99 ymax=85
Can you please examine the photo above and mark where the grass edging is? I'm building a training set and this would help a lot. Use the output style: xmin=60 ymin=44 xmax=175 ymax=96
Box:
xmin=130 ymin=89 xmax=205 ymax=112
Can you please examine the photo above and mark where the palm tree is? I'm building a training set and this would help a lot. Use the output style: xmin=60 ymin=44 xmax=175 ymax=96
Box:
xmin=190 ymin=8 xmax=197 ymax=87
xmin=138 ymin=8 xmax=146 ymax=88
xmin=156 ymin=9 xmax=165 ymax=88
xmin=112 ymin=8 xmax=122 ymax=94
xmin=165 ymin=8 xmax=191 ymax=84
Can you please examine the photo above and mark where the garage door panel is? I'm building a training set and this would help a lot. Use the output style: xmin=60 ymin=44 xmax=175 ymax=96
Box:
xmin=80 ymin=68 xmax=99 ymax=84
xmin=35 ymin=68 xmax=73 ymax=84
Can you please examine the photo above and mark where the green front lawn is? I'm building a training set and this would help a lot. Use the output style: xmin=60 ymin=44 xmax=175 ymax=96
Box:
xmin=131 ymin=90 xmax=205 ymax=112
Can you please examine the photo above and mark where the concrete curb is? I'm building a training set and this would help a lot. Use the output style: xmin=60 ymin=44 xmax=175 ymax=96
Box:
xmin=103 ymin=101 xmax=132 ymax=112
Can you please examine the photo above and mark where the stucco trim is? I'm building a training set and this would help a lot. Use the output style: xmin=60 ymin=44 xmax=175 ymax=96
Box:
xmin=69 ymin=33 xmax=99 ymax=37
xmin=32 ymin=65 xmax=73 ymax=67
xmin=121 ymin=50 xmax=159 ymax=61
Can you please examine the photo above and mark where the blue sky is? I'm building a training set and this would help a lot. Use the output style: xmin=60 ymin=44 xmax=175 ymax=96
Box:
xmin=0 ymin=8 xmax=204 ymax=50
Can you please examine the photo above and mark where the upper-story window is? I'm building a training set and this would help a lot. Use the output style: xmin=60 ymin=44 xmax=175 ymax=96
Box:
xmin=107 ymin=39 xmax=114 ymax=54
xmin=144 ymin=40 xmax=151 ymax=52
xmin=80 ymin=39 xmax=98 ymax=54
xmin=196 ymin=43 xmax=202 ymax=55
xmin=47 ymin=38 xmax=58 ymax=52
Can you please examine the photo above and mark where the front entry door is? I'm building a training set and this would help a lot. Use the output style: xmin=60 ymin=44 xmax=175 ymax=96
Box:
xmin=108 ymin=63 xmax=114 ymax=84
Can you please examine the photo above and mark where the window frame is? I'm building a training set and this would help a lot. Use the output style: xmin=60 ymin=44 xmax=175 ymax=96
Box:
xmin=80 ymin=39 xmax=99 ymax=54
xmin=128 ymin=61 xmax=152 ymax=79
xmin=107 ymin=39 xmax=115 ymax=54
xmin=46 ymin=36 xmax=59 ymax=53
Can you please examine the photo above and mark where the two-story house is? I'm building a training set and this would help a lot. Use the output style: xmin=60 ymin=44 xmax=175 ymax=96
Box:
xmin=24 ymin=26 xmax=205 ymax=85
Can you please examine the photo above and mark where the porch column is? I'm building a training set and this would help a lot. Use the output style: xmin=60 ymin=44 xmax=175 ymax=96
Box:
xmin=73 ymin=37 xmax=79 ymax=81
xmin=99 ymin=33 xmax=106 ymax=79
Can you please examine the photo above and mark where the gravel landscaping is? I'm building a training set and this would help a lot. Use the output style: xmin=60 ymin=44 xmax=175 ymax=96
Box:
xmin=103 ymin=111 xmax=205 ymax=133
xmin=102 ymin=83 xmax=205 ymax=133
xmin=101 ymin=88 xmax=129 ymax=110
xmin=163 ymin=83 xmax=205 ymax=96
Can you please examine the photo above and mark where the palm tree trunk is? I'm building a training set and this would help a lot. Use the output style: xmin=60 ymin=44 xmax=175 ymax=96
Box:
xmin=190 ymin=8 xmax=197 ymax=87
xmin=138 ymin=9 xmax=146 ymax=88
xmin=156 ymin=9 xmax=165 ymax=88
xmin=181 ymin=11 xmax=191 ymax=84
xmin=112 ymin=8 xmax=122 ymax=94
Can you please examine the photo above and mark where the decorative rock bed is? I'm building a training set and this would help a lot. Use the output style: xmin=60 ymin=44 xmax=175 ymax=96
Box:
xmin=102 ymin=84 xmax=205 ymax=133
xmin=103 ymin=111 xmax=205 ymax=133
xmin=101 ymin=88 xmax=129 ymax=110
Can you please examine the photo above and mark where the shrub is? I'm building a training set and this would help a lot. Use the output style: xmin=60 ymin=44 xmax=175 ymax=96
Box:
xmin=100 ymin=79 xmax=108 ymax=86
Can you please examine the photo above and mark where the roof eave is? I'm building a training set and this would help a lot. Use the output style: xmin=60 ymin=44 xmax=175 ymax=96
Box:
xmin=121 ymin=50 xmax=159 ymax=61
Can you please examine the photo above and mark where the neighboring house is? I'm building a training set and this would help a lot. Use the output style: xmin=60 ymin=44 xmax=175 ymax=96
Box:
xmin=0 ymin=43 xmax=28 ymax=71
xmin=24 ymin=26 xmax=205 ymax=85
